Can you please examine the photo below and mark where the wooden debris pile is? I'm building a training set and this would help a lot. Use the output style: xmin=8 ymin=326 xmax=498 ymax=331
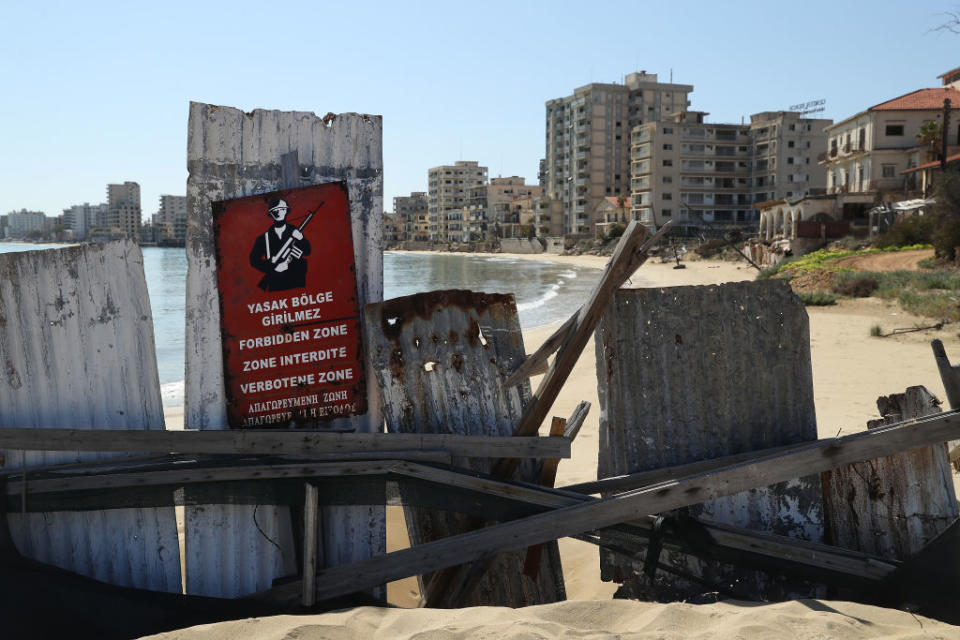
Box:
xmin=1 ymin=221 xmax=960 ymax=635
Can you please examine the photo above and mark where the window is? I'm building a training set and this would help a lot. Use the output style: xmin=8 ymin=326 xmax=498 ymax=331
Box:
xmin=885 ymin=124 xmax=904 ymax=136
xmin=663 ymin=127 xmax=673 ymax=134
xmin=788 ymin=141 xmax=795 ymax=148
xmin=787 ymin=157 xmax=794 ymax=164
xmin=663 ymin=143 xmax=673 ymax=150
xmin=663 ymin=159 xmax=673 ymax=167
xmin=882 ymin=164 xmax=896 ymax=178
xmin=661 ymin=209 xmax=672 ymax=217
xmin=663 ymin=176 xmax=672 ymax=183
xmin=663 ymin=193 xmax=672 ymax=201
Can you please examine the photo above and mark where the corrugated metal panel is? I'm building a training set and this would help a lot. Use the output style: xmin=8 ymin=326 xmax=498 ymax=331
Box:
xmin=823 ymin=386 xmax=958 ymax=560
xmin=185 ymin=103 xmax=384 ymax=597
xmin=0 ymin=240 xmax=180 ymax=592
xmin=364 ymin=290 xmax=565 ymax=606
xmin=595 ymin=280 xmax=823 ymax=599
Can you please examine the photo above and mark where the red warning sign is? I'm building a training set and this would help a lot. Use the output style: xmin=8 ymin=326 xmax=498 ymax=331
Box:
xmin=212 ymin=181 xmax=365 ymax=428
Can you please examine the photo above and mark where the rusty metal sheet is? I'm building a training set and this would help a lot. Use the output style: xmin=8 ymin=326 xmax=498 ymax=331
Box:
xmin=0 ymin=240 xmax=180 ymax=592
xmin=595 ymin=280 xmax=823 ymax=600
xmin=185 ymin=103 xmax=384 ymax=598
xmin=823 ymin=386 xmax=958 ymax=560
xmin=364 ymin=290 xmax=566 ymax=606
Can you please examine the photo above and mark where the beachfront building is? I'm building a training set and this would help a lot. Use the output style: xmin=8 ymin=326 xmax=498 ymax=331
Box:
xmin=544 ymin=71 xmax=693 ymax=235
xmin=749 ymin=111 xmax=831 ymax=204
xmin=462 ymin=177 xmax=542 ymax=242
xmin=594 ymin=196 xmax=631 ymax=238
xmin=5 ymin=209 xmax=46 ymax=239
xmin=90 ymin=181 xmax=141 ymax=241
xmin=154 ymin=195 xmax=187 ymax=244
xmin=630 ymin=112 xmax=753 ymax=229
xmin=819 ymin=75 xmax=960 ymax=229
xmin=393 ymin=192 xmax=428 ymax=242
xmin=630 ymin=109 xmax=833 ymax=231
xmin=427 ymin=161 xmax=488 ymax=242
xmin=62 ymin=202 xmax=106 ymax=241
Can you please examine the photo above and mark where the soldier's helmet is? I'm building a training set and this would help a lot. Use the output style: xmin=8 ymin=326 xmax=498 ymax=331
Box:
xmin=267 ymin=198 xmax=289 ymax=220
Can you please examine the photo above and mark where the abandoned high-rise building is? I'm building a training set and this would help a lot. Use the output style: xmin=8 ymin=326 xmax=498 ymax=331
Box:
xmin=544 ymin=71 xmax=693 ymax=234
xmin=427 ymin=161 xmax=488 ymax=242
xmin=98 ymin=181 xmax=142 ymax=239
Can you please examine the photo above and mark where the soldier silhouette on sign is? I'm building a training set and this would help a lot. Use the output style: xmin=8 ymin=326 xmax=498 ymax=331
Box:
xmin=249 ymin=198 xmax=313 ymax=291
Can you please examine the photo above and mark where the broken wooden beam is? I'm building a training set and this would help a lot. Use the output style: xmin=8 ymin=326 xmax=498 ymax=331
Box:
xmin=0 ymin=429 xmax=570 ymax=460
xmin=503 ymin=221 xmax=671 ymax=390
xmin=288 ymin=409 xmax=960 ymax=601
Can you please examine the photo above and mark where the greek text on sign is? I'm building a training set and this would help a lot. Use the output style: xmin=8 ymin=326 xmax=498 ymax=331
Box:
xmin=212 ymin=181 xmax=365 ymax=428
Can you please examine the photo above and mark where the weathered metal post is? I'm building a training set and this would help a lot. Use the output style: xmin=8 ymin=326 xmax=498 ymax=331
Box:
xmin=185 ymin=103 xmax=383 ymax=597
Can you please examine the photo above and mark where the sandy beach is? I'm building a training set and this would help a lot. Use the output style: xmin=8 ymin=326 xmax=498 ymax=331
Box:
xmin=160 ymin=253 xmax=960 ymax=638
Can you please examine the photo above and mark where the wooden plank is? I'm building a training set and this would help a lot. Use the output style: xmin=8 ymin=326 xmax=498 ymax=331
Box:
xmin=364 ymin=291 xmax=565 ymax=607
xmin=563 ymin=401 xmax=591 ymax=441
xmin=503 ymin=222 xmax=671 ymax=389
xmin=561 ymin=441 xmax=807 ymax=495
xmin=5 ymin=460 xmax=401 ymax=496
xmin=931 ymin=339 xmax=960 ymax=462
xmin=497 ymin=221 xmax=667 ymax=454
xmin=594 ymin=280 xmax=822 ymax=599
xmin=823 ymin=386 xmax=958 ymax=561
xmin=287 ymin=408 xmax=960 ymax=602
xmin=302 ymin=482 xmax=320 ymax=607
xmin=0 ymin=429 xmax=569 ymax=460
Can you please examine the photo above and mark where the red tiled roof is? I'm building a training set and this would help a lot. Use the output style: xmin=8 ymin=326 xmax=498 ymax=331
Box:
xmin=603 ymin=196 xmax=631 ymax=207
xmin=901 ymin=152 xmax=960 ymax=174
xmin=870 ymin=87 xmax=960 ymax=111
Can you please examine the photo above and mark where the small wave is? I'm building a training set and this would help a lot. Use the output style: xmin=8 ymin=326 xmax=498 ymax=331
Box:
xmin=161 ymin=380 xmax=185 ymax=409
xmin=517 ymin=288 xmax=559 ymax=312
xmin=559 ymin=270 xmax=578 ymax=279
xmin=483 ymin=256 xmax=519 ymax=264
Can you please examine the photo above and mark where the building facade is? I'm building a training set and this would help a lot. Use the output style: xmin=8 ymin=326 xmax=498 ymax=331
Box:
xmin=6 ymin=209 xmax=46 ymax=238
xmin=630 ymin=112 xmax=753 ymax=228
xmin=427 ymin=161 xmax=488 ymax=242
xmin=462 ymin=177 xmax=541 ymax=242
xmin=155 ymin=195 xmax=187 ymax=244
xmin=749 ymin=111 xmax=831 ymax=204
xmin=393 ymin=192 xmax=428 ymax=241
xmin=820 ymin=85 xmax=960 ymax=197
xmin=62 ymin=202 xmax=106 ymax=241
xmin=544 ymin=71 xmax=693 ymax=235
xmin=94 ymin=181 xmax=142 ymax=240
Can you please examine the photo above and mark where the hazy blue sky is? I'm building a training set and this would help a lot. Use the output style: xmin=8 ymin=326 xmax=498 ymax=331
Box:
xmin=2 ymin=1 xmax=958 ymax=219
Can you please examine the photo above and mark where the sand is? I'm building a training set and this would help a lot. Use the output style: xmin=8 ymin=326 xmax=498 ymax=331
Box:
xmin=160 ymin=254 xmax=960 ymax=638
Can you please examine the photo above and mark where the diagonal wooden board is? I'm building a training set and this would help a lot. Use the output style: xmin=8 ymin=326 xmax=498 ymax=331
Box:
xmin=292 ymin=409 xmax=960 ymax=601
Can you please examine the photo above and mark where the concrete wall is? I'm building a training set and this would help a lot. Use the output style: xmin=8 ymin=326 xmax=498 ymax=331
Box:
xmin=185 ymin=103 xmax=383 ymax=598
xmin=499 ymin=238 xmax=544 ymax=254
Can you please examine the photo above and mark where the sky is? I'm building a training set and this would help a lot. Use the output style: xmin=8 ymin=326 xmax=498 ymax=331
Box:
xmin=2 ymin=1 xmax=959 ymax=219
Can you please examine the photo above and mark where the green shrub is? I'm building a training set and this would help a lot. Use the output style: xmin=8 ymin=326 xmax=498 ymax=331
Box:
xmin=797 ymin=291 xmax=836 ymax=306
xmin=870 ymin=324 xmax=883 ymax=337
xmin=756 ymin=265 xmax=782 ymax=280
xmin=832 ymin=273 xmax=879 ymax=297
xmin=897 ymin=290 xmax=960 ymax=321
xmin=606 ymin=224 xmax=625 ymax=239
xmin=874 ymin=214 xmax=936 ymax=249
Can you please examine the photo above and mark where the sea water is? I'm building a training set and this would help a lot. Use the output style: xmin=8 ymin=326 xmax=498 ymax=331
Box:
xmin=0 ymin=245 xmax=604 ymax=410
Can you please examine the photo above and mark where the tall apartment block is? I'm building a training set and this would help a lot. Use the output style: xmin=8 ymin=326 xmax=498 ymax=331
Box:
xmin=630 ymin=111 xmax=830 ymax=229
xmin=393 ymin=192 xmax=429 ymax=241
xmin=427 ymin=161 xmax=487 ymax=242
xmin=62 ymin=202 xmax=107 ymax=241
xmin=750 ymin=112 xmax=830 ymax=204
xmin=156 ymin=194 xmax=187 ymax=244
xmin=101 ymin=182 xmax=142 ymax=239
xmin=631 ymin=112 xmax=753 ymax=228
xmin=544 ymin=71 xmax=693 ymax=234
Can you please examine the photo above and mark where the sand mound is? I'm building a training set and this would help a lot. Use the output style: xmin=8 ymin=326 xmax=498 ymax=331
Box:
xmin=142 ymin=599 xmax=958 ymax=639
